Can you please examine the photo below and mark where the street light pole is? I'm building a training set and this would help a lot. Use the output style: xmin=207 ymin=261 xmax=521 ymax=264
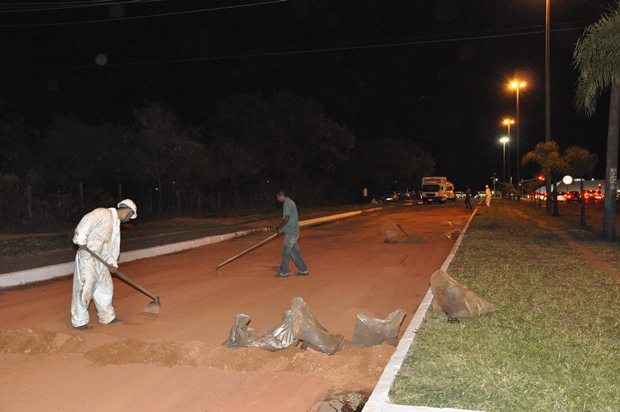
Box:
xmin=508 ymin=80 xmax=526 ymax=189
xmin=501 ymin=117 xmax=515 ymax=182
xmin=545 ymin=0 xmax=551 ymax=142
xmin=515 ymin=87 xmax=521 ymax=184
xmin=499 ymin=136 xmax=510 ymax=183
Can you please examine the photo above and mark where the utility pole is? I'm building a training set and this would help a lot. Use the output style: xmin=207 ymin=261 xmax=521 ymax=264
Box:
xmin=545 ymin=0 xmax=555 ymax=213
xmin=545 ymin=0 xmax=552 ymax=142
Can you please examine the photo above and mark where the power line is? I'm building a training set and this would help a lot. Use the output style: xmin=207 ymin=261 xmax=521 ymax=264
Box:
xmin=0 ymin=0 xmax=287 ymax=27
xmin=71 ymin=26 xmax=584 ymax=69
xmin=0 ymin=0 xmax=116 ymax=5
xmin=0 ymin=0 xmax=170 ymax=14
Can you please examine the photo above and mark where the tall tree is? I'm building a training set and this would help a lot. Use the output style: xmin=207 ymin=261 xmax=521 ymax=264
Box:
xmin=45 ymin=115 xmax=112 ymax=210
xmin=574 ymin=2 xmax=620 ymax=240
xmin=134 ymin=102 xmax=205 ymax=214
xmin=206 ymin=92 xmax=356 ymax=203
xmin=564 ymin=146 xmax=598 ymax=227
xmin=0 ymin=105 xmax=39 ymax=220
xmin=522 ymin=141 xmax=567 ymax=216
xmin=354 ymin=138 xmax=435 ymax=196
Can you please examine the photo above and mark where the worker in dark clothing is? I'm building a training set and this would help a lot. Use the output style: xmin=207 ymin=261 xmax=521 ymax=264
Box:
xmin=465 ymin=188 xmax=473 ymax=210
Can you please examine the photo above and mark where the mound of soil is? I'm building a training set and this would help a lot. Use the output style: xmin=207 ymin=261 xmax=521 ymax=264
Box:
xmin=0 ymin=328 xmax=84 ymax=354
xmin=85 ymin=339 xmax=204 ymax=367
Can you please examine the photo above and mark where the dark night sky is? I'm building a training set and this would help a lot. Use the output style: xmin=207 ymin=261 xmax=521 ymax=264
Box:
xmin=0 ymin=0 xmax=615 ymax=188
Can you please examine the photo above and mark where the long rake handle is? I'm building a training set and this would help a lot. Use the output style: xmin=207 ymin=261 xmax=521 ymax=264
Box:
xmin=80 ymin=247 xmax=159 ymax=302
xmin=216 ymin=232 xmax=280 ymax=270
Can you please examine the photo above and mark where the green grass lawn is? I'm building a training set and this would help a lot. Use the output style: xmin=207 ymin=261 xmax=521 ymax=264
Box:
xmin=390 ymin=202 xmax=620 ymax=412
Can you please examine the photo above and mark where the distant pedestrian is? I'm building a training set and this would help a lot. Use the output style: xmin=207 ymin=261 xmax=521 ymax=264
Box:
xmin=465 ymin=188 xmax=473 ymax=210
xmin=275 ymin=190 xmax=309 ymax=278
xmin=485 ymin=185 xmax=492 ymax=207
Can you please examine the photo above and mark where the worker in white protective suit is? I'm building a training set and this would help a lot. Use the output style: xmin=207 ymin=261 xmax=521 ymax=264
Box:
xmin=485 ymin=185 xmax=492 ymax=207
xmin=71 ymin=199 xmax=137 ymax=329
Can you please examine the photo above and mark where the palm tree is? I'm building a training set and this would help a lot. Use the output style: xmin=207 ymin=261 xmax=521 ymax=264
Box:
xmin=574 ymin=2 xmax=620 ymax=241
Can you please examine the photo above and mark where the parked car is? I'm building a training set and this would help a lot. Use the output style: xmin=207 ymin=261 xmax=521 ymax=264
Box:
xmin=382 ymin=192 xmax=400 ymax=202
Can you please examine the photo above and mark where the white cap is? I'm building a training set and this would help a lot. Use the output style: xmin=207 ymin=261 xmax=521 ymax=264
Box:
xmin=117 ymin=198 xmax=137 ymax=219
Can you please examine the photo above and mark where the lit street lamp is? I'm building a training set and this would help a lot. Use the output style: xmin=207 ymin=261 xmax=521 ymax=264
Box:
xmin=502 ymin=117 xmax=515 ymax=137
xmin=508 ymin=79 xmax=526 ymax=186
xmin=499 ymin=136 xmax=510 ymax=183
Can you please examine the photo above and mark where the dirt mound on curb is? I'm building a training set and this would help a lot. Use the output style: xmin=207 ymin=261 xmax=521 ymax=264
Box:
xmin=0 ymin=328 xmax=84 ymax=354
xmin=85 ymin=339 xmax=204 ymax=367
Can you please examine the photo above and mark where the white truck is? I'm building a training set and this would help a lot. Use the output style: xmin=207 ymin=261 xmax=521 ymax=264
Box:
xmin=421 ymin=176 xmax=455 ymax=203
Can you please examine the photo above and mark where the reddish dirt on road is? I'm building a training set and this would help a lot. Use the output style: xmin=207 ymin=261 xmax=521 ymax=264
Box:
xmin=0 ymin=205 xmax=470 ymax=412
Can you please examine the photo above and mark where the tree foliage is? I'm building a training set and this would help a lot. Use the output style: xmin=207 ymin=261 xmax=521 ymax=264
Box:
xmin=574 ymin=1 xmax=620 ymax=115
xmin=574 ymin=1 xmax=619 ymax=240
xmin=564 ymin=146 xmax=598 ymax=178
xmin=522 ymin=141 xmax=567 ymax=182
xmin=523 ymin=142 xmax=597 ymax=180
xmin=0 ymin=91 xmax=435 ymax=227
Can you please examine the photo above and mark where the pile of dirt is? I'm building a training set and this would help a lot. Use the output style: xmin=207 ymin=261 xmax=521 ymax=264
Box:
xmin=206 ymin=344 xmax=394 ymax=392
xmin=0 ymin=328 xmax=84 ymax=354
xmin=85 ymin=339 xmax=204 ymax=367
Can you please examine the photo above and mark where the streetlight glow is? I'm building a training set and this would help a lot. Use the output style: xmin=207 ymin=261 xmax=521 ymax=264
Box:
xmin=499 ymin=136 xmax=510 ymax=144
xmin=501 ymin=117 xmax=515 ymax=127
xmin=508 ymin=79 xmax=527 ymax=91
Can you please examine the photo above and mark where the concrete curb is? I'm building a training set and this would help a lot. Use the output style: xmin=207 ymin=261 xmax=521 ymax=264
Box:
xmin=0 ymin=206 xmax=383 ymax=289
xmin=363 ymin=208 xmax=480 ymax=412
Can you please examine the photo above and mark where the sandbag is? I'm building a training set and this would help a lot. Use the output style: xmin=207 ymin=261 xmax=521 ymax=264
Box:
xmin=351 ymin=309 xmax=406 ymax=346
xmin=225 ymin=297 xmax=343 ymax=355
xmin=225 ymin=311 xmax=297 ymax=351
xmin=382 ymin=222 xmax=408 ymax=243
xmin=254 ymin=309 xmax=297 ymax=351
xmin=430 ymin=269 xmax=495 ymax=319
xmin=290 ymin=297 xmax=344 ymax=355
xmin=225 ymin=313 xmax=258 ymax=348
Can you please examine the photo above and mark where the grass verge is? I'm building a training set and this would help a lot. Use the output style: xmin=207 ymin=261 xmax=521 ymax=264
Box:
xmin=390 ymin=202 xmax=620 ymax=411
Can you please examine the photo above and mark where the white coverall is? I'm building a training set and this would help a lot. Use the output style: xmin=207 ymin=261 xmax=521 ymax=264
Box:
xmin=485 ymin=188 xmax=492 ymax=207
xmin=71 ymin=208 xmax=120 ymax=327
